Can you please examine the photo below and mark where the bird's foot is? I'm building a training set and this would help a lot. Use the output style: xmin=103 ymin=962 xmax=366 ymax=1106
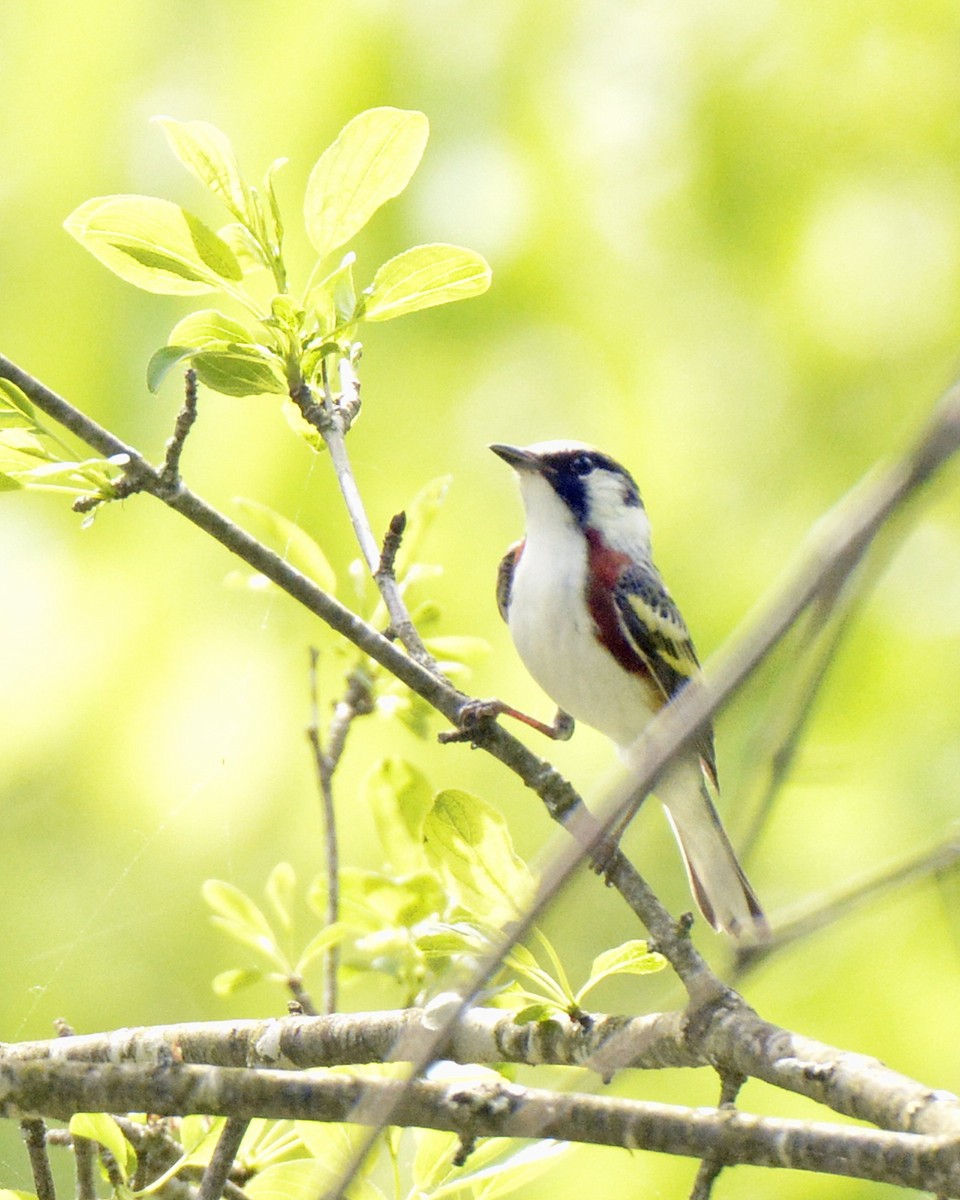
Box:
xmin=439 ymin=701 xmax=574 ymax=745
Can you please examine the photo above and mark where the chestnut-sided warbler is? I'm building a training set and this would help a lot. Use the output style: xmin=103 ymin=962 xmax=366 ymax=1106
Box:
xmin=491 ymin=440 xmax=766 ymax=939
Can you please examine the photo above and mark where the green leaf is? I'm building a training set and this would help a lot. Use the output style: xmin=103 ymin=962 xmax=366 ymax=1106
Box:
xmin=244 ymin=1159 xmax=338 ymax=1200
xmin=264 ymin=157 xmax=287 ymax=246
xmin=576 ymin=938 xmax=667 ymax=1004
xmin=265 ymin=861 xmax=296 ymax=931
xmin=219 ymin=221 xmax=271 ymax=272
xmin=316 ymin=868 xmax=444 ymax=930
xmin=0 ymin=380 xmax=36 ymax=423
xmin=146 ymin=345 xmax=197 ymax=394
xmin=290 ymin=1122 xmax=382 ymax=1195
xmin=306 ymin=253 xmax=358 ymax=337
xmin=266 ymin=294 xmax=303 ymax=342
xmin=295 ymin=922 xmax=355 ymax=974
xmin=202 ymin=879 xmax=282 ymax=961
xmin=192 ymin=346 xmax=288 ymax=397
xmin=149 ymin=312 xmax=280 ymax=394
xmin=414 ymin=924 xmax=488 ymax=959
xmin=180 ymin=1115 xmax=226 ymax=1163
xmin=512 ymin=1003 xmax=559 ymax=1025
xmin=0 ymin=428 xmax=49 ymax=458
xmin=423 ymin=791 xmax=537 ymax=922
xmin=236 ymin=1119 xmax=303 ymax=1172
xmin=364 ymin=758 xmax=433 ymax=872
xmin=65 ymin=195 xmax=242 ymax=293
xmin=14 ymin=457 xmax=122 ymax=491
xmin=212 ymin=967 xmax=265 ymax=996
xmin=394 ymin=475 xmax=451 ymax=579
xmin=304 ymin=107 xmax=429 ymax=260
xmin=232 ymin=497 xmax=336 ymax=591
xmin=155 ymin=117 xmax=252 ymax=225
xmin=411 ymin=1124 xmax=530 ymax=1198
xmin=364 ymin=244 xmax=491 ymax=321
xmin=424 ymin=635 xmax=490 ymax=669
xmin=169 ymin=308 xmax=261 ymax=347
xmin=453 ymin=1139 xmax=570 ymax=1200
xmin=69 ymin=1114 xmax=135 ymax=1182
xmin=282 ymin=398 xmax=326 ymax=452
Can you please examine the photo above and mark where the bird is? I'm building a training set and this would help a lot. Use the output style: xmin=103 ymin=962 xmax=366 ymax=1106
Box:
xmin=490 ymin=440 xmax=766 ymax=939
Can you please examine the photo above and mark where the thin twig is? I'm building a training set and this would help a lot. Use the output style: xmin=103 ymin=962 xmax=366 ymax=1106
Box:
xmin=115 ymin=1117 xmax=190 ymax=1195
xmin=286 ymin=979 xmax=317 ymax=1017
xmin=20 ymin=1119 xmax=56 ymax=1200
xmin=98 ymin=1145 xmax=125 ymax=1190
xmin=734 ymin=835 xmax=960 ymax=975
xmin=197 ymin=1117 xmax=249 ymax=1200
xmin=737 ymin=562 xmax=877 ymax=860
xmin=291 ymin=364 xmax=436 ymax=669
xmin=159 ymin=368 xmax=199 ymax=492
xmin=689 ymin=1071 xmax=746 ymax=1199
xmin=326 ymin=667 xmax=375 ymax=769
xmin=307 ymin=648 xmax=337 ymax=1017
xmin=306 ymin=649 xmax=374 ymax=1015
xmin=74 ymin=1133 xmax=97 ymax=1200
xmin=376 ymin=511 xmax=407 ymax=580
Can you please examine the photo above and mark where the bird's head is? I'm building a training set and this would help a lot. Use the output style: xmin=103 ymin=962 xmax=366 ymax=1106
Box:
xmin=490 ymin=440 xmax=652 ymax=557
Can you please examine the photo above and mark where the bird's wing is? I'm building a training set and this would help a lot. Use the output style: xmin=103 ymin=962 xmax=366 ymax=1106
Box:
xmin=611 ymin=562 xmax=718 ymax=782
xmin=496 ymin=540 xmax=523 ymax=621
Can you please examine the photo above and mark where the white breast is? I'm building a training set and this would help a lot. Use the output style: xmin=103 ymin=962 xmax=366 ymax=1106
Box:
xmin=507 ymin=478 xmax=658 ymax=748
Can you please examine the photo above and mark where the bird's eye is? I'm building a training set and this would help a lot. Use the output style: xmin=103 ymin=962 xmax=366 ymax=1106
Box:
xmin=570 ymin=453 xmax=594 ymax=476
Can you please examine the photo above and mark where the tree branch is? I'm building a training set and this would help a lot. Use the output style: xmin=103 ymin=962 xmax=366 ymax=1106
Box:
xmin=291 ymin=361 xmax=436 ymax=669
xmin=734 ymin=835 xmax=960 ymax=975
xmin=197 ymin=1117 xmax=249 ymax=1200
xmin=19 ymin=1118 xmax=56 ymax=1200
xmin=305 ymin=650 xmax=374 ymax=1016
xmin=5 ymin=1005 xmax=959 ymax=1139
xmin=3 ymin=1058 xmax=960 ymax=1194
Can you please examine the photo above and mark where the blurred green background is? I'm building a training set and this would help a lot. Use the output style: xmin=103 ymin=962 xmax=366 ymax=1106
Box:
xmin=4 ymin=1 xmax=960 ymax=1196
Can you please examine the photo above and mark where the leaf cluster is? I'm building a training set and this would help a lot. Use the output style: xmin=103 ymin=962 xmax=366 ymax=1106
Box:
xmin=0 ymin=379 xmax=127 ymax=519
xmin=63 ymin=110 xmax=491 ymax=413
xmin=205 ymin=757 xmax=665 ymax=1018
xmin=53 ymin=1109 xmax=569 ymax=1200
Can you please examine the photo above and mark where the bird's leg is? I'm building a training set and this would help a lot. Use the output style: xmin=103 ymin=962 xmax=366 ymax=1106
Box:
xmin=588 ymin=782 xmax=651 ymax=878
xmin=439 ymin=702 xmax=574 ymax=744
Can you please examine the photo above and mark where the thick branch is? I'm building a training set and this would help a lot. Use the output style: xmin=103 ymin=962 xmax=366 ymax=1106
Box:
xmin=5 ymin=1006 xmax=960 ymax=1140
xmin=3 ymin=1059 xmax=960 ymax=1194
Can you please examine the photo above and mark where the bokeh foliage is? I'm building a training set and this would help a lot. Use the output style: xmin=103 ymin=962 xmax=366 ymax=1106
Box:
xmin=4 ymin=2 xmax=960 ymax=1197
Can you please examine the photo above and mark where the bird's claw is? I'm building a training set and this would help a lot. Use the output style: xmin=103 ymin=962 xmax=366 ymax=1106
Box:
xmin=438 ymin=699 xmax=504 ymax=744
xmin=588 ymin=833 xmax=623 ymax=881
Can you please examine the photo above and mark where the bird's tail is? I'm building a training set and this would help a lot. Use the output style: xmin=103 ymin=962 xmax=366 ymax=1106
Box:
xmin=656 ymin=759 xmax=767 ymax=940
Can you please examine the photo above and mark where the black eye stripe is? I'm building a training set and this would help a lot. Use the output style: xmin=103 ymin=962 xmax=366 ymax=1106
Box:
xmin=537 ymin=448 xmax=644 ymax=524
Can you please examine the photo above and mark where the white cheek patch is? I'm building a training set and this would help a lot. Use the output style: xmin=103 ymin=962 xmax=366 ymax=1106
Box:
xmin=583 ymin=474 xmax=652 ymax=558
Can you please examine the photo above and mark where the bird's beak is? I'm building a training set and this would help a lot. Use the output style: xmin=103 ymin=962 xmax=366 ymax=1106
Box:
xmin=490 ymin=443 xmax=539 ymax=471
